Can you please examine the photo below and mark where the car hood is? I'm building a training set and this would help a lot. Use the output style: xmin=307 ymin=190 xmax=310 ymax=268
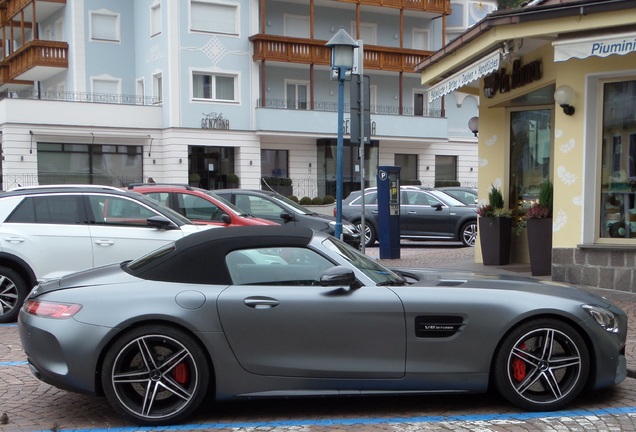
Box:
xmin=390 ymin=267 xmax=614 ymax=308
xmin=30 ymin=263 xmax=135 ymax=297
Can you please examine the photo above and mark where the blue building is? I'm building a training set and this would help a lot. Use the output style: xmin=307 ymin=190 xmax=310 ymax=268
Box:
xmin=0 ymin=0 xmax=492 ymax=196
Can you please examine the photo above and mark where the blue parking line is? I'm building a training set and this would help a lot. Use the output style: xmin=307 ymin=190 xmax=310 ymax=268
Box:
xmin=30 ymin=406 xmax=636 ymax=432
xmin=0 ymin=360 xmax=27 ymax=366
xmin=0 ymin=323 xmax=17 ymax=327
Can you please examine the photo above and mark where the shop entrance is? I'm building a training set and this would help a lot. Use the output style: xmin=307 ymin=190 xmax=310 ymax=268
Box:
xmin=317 ymin=138 xmax=379 ymax=198
xmin=188 ymin=146 xmax=236 ymax=190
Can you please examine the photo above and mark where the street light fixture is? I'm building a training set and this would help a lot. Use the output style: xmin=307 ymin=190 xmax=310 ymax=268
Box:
xmin=326 ymin=27 xmax=358 ymax=240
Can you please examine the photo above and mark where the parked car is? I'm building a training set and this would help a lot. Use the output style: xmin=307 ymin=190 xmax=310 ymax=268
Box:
xmin=0 ymin=185 xmax=214 ymax=323
xmin=437 ymin=186 xmax=478 ymax=205
xmin=341 ymin=186 xmax=477 ymax=247
xmin=19 ymin=225 xmax=627 ymax=426
xmin=215 ymin=188 xmax=360 ymax=247
xmin=128 ymin=183 xmax=276 ymax=227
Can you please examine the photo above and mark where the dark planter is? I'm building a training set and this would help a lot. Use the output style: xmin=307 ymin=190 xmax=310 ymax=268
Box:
xmin=526 ymin=217 xmax=553 ymax=276
xmin=479 ymin=217 xmax=512 ymax=266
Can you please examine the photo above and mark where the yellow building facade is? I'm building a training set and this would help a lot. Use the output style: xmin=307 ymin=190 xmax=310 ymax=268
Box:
xmin=418 ymin=0 xmax=636 ymax=290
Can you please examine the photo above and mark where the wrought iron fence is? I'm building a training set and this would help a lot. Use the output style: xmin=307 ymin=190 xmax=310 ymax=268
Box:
xmin=256 ymin=98 xmax=442 ymax=117
xmin=0 ymin=89 xmax=161 ymax=106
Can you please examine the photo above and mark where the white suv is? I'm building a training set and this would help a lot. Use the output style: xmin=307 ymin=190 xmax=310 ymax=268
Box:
xmin=0 ymin=185 xmax=212 ymax=322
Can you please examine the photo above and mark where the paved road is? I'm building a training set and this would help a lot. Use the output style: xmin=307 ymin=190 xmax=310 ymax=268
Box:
xmin=2 ymin=242 xmax=636 ymax=432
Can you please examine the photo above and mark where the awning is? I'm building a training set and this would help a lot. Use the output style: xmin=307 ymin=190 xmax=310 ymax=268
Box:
xmin=553 ymin=31 xmax=636 ymax=62
xmin=428 ymin=49 xmax=501 ymax=102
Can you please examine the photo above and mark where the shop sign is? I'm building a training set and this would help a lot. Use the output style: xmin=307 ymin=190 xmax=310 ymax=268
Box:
xmin=483 ymin=58 xmax=542 ymax=99
xmin=201 ymin=112 xmax=230 ymax=130
xmin=553 ymin=31 xmax=636 ymax=62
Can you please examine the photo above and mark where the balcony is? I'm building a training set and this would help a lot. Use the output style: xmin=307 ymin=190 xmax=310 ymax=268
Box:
xmin=0 ymin=60 xmax=32 ymax=87
xmin=4 ymin=0 xmax=66 ymax=22
xmin=250 ymin=34 xmax=433 ymax=74
xmin=335 ymin=0 xmax=451 ymax=14
xmin=5 ymin=39 xmax=68 ymax=81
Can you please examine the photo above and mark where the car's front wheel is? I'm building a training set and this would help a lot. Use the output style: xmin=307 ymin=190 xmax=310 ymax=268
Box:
xmin=460 ymin=221 xmax=478 ymax=247
xmin=493 ymin=318 xmax=589 ymax=411
xmin=0 ymin=267 xmax=28 ymax=323
xmin=101 ymin=325 xmax=210 ymax=426
xmin=355 ymin=220 xmax=377 ymax=247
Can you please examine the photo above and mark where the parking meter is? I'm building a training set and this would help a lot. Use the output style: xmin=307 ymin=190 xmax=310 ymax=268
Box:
xmin=377 ymin=166 xmax=401 ymax=259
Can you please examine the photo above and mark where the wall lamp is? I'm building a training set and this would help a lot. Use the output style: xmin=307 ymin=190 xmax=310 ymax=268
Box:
xmin=554 ymin=84 xmax=575 ymax=116
xmin=468 ymin=116 xmax=479 ymax=137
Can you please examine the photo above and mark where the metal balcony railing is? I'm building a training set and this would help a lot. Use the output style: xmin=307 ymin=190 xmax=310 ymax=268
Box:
xmin=0 ymin=88 xmax=161 ymax=105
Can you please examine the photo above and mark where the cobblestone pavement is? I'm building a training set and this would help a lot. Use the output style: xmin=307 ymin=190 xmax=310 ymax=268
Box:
xmin=2 ymin=242 xmax=636 ymax=432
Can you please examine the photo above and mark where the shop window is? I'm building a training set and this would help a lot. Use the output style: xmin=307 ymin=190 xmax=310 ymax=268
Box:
xmin=509 ymin=109 xmax=553 ymax=215
xmin=261 ymin=150 xmax=288 ymax=178
xmin=395 ymin=154 xmax=418 ymax=184
xmin=435 ymin=155 xmax=457 ymax=182
xmin=599 ymin=79 xmax=636 ymax=239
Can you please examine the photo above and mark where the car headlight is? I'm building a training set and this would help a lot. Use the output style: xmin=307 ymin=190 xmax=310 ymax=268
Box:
xmin=328 ymin=221 xmax=357 ymax=235
xmin=582 ymin=304 xmax=619 ymax=333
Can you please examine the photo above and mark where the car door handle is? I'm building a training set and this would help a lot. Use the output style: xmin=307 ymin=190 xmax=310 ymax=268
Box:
xmin=407 ymin=211 xmax=418 ymax=214
xmin=244 ymin=297 xmax=279 ymax=309
xmin=94 ymin=240 xmax=115 ymax=246
xmin=371 ymin=210 xmax=378 ymax=215
xmin=4 ymin=236 xmax=25 ymax=244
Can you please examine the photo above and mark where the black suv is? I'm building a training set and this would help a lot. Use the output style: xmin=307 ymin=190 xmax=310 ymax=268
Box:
xmin=215 ymin=189 xmax=360 ymax=247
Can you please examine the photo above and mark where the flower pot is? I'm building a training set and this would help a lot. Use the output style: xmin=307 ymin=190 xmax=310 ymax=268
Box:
xmin=526 ymin=217 xmax=552 ymax=276
xmin=479 ymin=217 xmax=512 ymax=266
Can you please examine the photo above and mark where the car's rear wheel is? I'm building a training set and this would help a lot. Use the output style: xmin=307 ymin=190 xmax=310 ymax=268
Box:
xmin=0 ymin=267 xmax=28 ymax=323
xmin=493 ymin=318 xmax=589 ymax=411
xmin=460 ymin=221 xmax=478 ymax=247
xmin=355 ymin=220 xmax=377 ymax=247
xmin=102 ymin=325 xmax=210 ymax=426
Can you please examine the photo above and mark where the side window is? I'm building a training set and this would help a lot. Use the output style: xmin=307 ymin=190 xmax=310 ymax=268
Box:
xmin=87 ymin=195 xmax=157 ymax=226
xmin=236 ymin=195 xmax=281 ymax=219
xmin=181 ymin=194 xmax=222 ymax=221
xmin=145 ymin=192 xmax=171 ymax=208
xmin=225 ymin=247 xmax=335 ymax=285
xmin=7 ymin=196 xmax=85 ymax=224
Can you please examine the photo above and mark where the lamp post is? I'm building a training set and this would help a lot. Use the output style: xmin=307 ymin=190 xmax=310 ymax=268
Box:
xmin=326 ymin=28 xmax=358 ymax=240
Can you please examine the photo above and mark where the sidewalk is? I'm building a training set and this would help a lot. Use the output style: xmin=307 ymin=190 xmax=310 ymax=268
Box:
xmin=367 ymin=243 xmax=636 ymax=376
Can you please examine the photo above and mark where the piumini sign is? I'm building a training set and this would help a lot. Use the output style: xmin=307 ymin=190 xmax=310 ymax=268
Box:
xmin=483 ymin=58 xmax=542 ymax=99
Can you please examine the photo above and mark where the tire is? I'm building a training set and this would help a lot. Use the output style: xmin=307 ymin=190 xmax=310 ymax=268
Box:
xmin=493 ymin=318 xmax=589 ymax=411
xmin=101 ymin=325 xmax=210 ymax=426
xmin=355 ymin=220 xmax=377 ymax=247
xmin=460 ymin=220 xmax=478 ymax=247
xmin=0 ymin=267 xmax=29 ymax=323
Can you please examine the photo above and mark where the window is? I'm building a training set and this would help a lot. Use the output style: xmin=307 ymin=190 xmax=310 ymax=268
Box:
xmin=350 ymin=22 xmax=376 ymax=45
xmin=150 ymin=1 xmax=162 ymax=37
xmin=153 ymin=73 xmax=163 ymax=103
xmin=261 ymin=149 xmax=288 ymax=177
xmin=178 ymin=194 xmax=224 ymax=221
xmin=92 ymin=77 xmax=121 ymax=102
xmin=8 ymin=196 xmax=85 ymax=225
xmin=37 ymin=143 xmax=143 ymax=187
xmin=435 ymin=155 xmax=458 ymax=182
xmin=412 ymin=29 xmax=429 ymax=51
xmin=285 ymin=81 xmax=309 ymax=110
xmin=88 ymin=195 xmax=157 ymax=226
xmin=226 ymin=247 xmax=334 ymax=285
xmin=395 ymin=154 xmax=418 ymax=185
xmin=136 ymin=78 xmax=144 ymax=104
xmin=599 ymin=79 xmax=636 ymax=239
xmin=509 ymin=109 xmax=553 ymax=215
xmin=414 ymin=92 xmax=429 ymax=116
xmin=90 ymin=10 xmax=120 ymax=42
xmin=193 ymin=72 xmax=236 ymax=102
xmin=191 ymin=0 xmax=238 ymax=35
xmin=284 ymin=14 xmax=309 ymax=38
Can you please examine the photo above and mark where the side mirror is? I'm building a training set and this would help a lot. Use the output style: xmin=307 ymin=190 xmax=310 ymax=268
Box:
xmin=220 ymin=213 xmax=231 ymax=224
xmin=280 ymin=212 xmax=294 ymax=222
xmin=320 ymin=266 xmax=357 ymax=287
xmin=147 ymin=215 xmax=177 ymax=230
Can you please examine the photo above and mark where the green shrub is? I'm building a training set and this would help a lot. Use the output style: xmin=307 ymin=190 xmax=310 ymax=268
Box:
xmin=299 ymin=196 xmax=312 ymax=205
xmin=434 ymin=180 xmax=461 ymax=187
xmin=287 ymin=195 xmax=299 ymax=203
xmin=402 ymin=179 xmax=422 ymax=186
xmin=311 ymin=196 xmax=324 ymax=205
xmin=323 ymin=195 xmax=335 ymax=204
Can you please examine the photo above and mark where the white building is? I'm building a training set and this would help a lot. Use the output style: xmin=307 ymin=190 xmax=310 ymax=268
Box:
xmin=0 ymin=0 xmax=492 ymax=197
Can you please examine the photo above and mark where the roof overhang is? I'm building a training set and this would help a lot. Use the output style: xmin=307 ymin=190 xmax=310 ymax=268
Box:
xmin=553 ymin=31 xmax=636 ymax=62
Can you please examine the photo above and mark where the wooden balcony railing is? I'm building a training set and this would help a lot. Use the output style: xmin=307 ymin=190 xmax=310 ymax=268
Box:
xmin=6 ymin=39 xmax=68 ymax=80
xmin=5 ymin=0 xmax=65 ymax=18
xmin=250 ymin=34 xmax=433 ymax=74
xmin=335 ymin=0 xmax=451 ymax=14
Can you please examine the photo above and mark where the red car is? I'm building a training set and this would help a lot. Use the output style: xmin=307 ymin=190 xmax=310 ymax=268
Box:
xmin=129 ymin=184 xmax=277 ymax=227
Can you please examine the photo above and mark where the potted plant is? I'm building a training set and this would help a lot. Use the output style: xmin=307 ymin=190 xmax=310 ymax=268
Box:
xmin=524 ymin=180 xmax=553 ymax=276
xmin=225 ymin=173 xmax=239 ymax=188
xmin=188 ymin=172 xmax=201 ymax=187
xmin=477 ymin=185 xmax=513 ymax=265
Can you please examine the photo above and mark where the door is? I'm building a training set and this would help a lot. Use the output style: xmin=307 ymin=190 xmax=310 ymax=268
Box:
xmin=218 ymin=247 xmax=406 ymax=378
xmin=402 ymin=190 xmax=451 ymax=237
xmin=86 ymin=194 xmax=187 ymax=267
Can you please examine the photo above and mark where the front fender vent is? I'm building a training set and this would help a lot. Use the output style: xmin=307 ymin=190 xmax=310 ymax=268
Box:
xmin=415 ymin=315 xmax=464 ymax=338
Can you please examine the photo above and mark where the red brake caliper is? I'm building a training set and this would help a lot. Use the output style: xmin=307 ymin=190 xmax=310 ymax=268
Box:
xmin=171 ymin=363 xmax=190 ymax=385
xmin=512 ymin=342 xmax=527 ymax=382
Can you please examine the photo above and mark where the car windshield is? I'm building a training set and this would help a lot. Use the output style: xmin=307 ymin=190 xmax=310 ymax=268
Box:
xmin=321 ymin=237 xmax=405 ymax=285
xmin=205 ymin=191 xmax=248 ymax=216
xmin=270 ymin=194 xmax=314 ymax=215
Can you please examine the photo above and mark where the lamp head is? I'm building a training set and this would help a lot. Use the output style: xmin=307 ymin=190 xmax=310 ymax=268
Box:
xmin=554 ymin=85 xmax=575 ymax=116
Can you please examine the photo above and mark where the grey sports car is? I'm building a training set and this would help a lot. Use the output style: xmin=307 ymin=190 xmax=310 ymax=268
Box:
xmin=18 ymin=226 xmax=627 ymax=426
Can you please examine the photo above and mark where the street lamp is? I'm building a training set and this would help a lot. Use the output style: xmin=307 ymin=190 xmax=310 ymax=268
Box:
xmin=326 ymin=27 xmax=358 ymax=240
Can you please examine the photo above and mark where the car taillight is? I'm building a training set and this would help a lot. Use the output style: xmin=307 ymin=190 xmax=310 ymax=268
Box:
xmin=24 ymin=300 xmax=82 ymax=319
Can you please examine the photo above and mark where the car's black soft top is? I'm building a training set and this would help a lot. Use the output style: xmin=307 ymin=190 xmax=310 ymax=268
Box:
xmin=130 ymin=225 xmax=315 ymax=285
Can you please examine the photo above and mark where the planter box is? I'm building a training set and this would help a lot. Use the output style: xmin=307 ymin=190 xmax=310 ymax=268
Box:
xmin=526 ymin=218 xmax=553 ymax=276
xmin=479 ymin=217 xmax=512 ymax=266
